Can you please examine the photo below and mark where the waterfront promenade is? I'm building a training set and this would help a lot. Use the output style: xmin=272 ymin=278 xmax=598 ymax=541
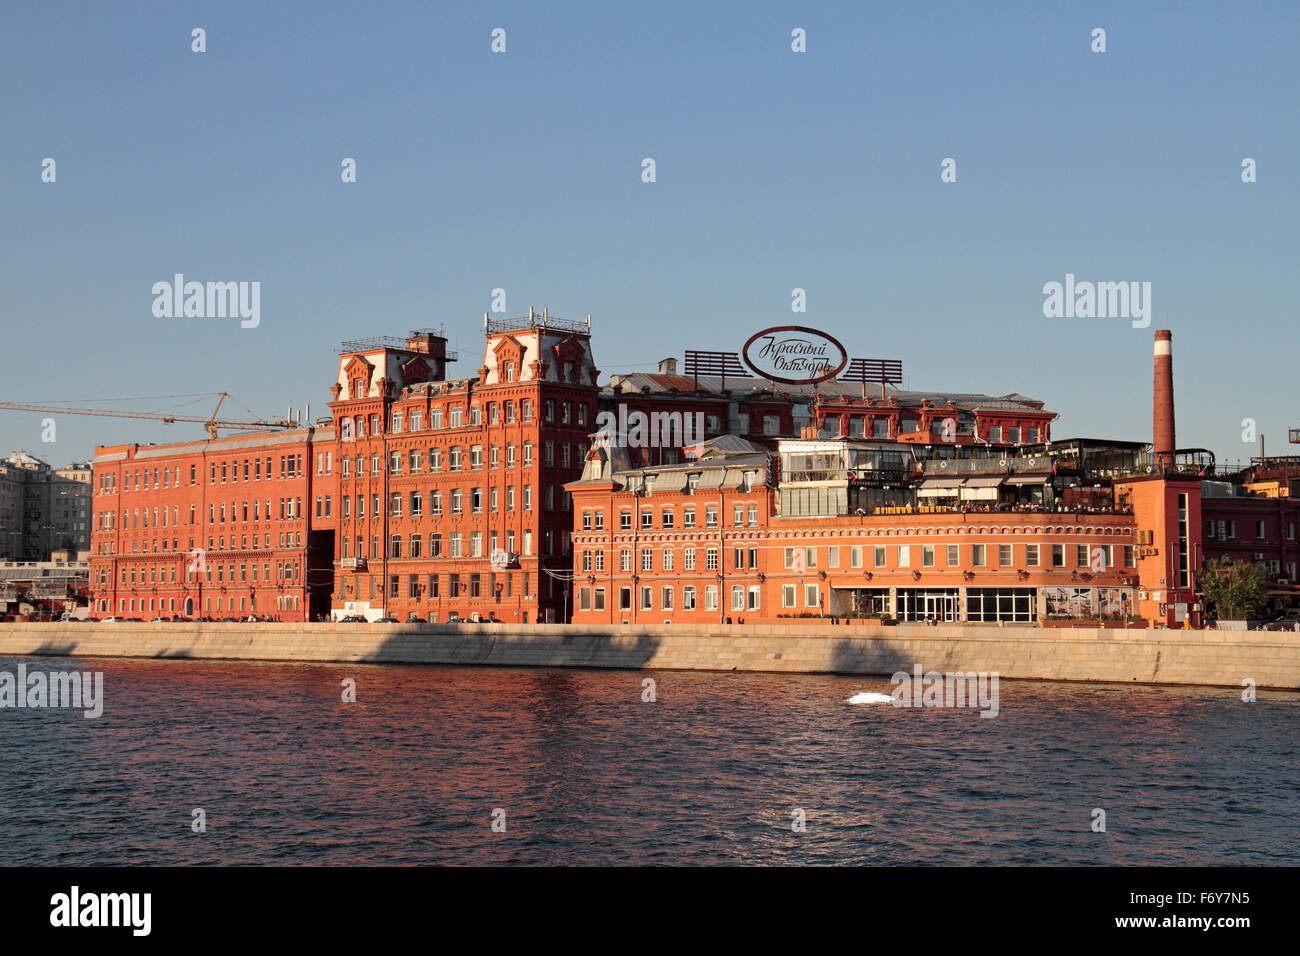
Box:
xmin=2 ymin=621 xmax=1297 ymax=690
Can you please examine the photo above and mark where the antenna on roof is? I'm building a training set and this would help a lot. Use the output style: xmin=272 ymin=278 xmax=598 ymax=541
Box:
xmin=586 ymin=312 xmax=592 ymax=329
xmin=483 ymin=312 xmax=488 ymax=331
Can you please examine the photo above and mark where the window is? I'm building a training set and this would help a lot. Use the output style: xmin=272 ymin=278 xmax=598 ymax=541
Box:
xmin=731 ymin=586 xmax=745 ymax=611
xmin=1075 ymin=544 xmax=1089 ymax=567
xmin=783 ymin=585 xmax=796 ymax=608
xmin=1051 ymin=544 xmax=1065 ymax=567
xmin=998 ymin=544 xmax=1012 ymax=567
xmin=683 ymin=586 xmax=696 ymax=610
xmin=874 ymin=546 xmax=886 ymax=568
xmin=683 ymin=508 xmax=696 ymax=528
xmin=971 ymin=544 xmax=986 ymax=567
xmin=1026 ymin=544 xmax=1040 ymax=567
xmin=805 ymin=584 xmax=819 ymax=608
xmin=662 ymin=587 xmax=674 ymax=611
xmin=684 ymin=548 xmax=696 ymax=571
xmin=641 ymin=510 xmax=653 ymax=530
xmin=706 ymin=549 xmax=719 ymax=571
xmin=922 ymin=545 xmax=935 ymax=568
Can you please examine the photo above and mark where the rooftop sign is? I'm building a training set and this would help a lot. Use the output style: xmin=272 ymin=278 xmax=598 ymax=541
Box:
xmin=741 ymin=326 xmax=847 ymax=385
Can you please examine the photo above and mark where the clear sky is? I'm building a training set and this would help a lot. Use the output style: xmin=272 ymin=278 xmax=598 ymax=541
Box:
xmin=2 ymin=1 xmax=1296 ymax=469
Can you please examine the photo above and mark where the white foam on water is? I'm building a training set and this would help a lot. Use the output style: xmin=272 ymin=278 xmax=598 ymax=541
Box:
xmin=846 ymin=692 xmax=895 ymax=705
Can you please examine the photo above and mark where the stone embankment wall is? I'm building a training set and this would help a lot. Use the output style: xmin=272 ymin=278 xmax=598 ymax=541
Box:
xmin=1 ymin=622 xmax=1296 ymax=689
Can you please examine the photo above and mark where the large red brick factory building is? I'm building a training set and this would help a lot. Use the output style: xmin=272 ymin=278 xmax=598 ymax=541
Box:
xmin=87 ymin=313 xmax=1299 ymax=627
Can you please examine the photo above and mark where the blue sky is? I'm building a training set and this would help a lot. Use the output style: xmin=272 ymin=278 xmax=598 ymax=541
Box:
xmin=2 ymin=1 xmax=1296 ymax=468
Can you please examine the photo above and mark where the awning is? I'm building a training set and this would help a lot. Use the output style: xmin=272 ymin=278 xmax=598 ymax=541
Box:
xmin=960 ymin=477 xmax=1003 ymax=501
xmin=1005 ymin=475 xmax=1050 ymax=486
xmin=917 ymin=478 xmax=961 ymax=498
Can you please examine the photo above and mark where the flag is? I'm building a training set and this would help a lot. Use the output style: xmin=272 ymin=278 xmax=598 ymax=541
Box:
xmin=847 ymin=470 xmax=857 ymax=481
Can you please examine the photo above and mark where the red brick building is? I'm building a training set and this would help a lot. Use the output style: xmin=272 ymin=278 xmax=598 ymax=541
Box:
xmin=88 ymin=427 xmax=335 ymax=620
xmin=326 ymin=312 xmax=599 ymax=622
xmin=568 ymin=436 xmax=1141 ymax=625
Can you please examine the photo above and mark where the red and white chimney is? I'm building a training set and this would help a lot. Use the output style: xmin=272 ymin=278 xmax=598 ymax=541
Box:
xmin=1153 ymin=330 xmax=1176 ymax=468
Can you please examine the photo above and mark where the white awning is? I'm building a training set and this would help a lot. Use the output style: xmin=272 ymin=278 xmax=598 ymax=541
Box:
xmin=917 ymin=478 xmax=961 ymax=498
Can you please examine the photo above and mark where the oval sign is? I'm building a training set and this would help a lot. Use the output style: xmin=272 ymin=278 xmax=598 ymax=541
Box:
xmin=741 ymin=326 xmax=848 ymax=385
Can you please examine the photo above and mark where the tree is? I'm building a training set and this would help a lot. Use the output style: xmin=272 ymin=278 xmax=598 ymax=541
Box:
xmin=1200 ymin=557 xmax=1269 ymax=621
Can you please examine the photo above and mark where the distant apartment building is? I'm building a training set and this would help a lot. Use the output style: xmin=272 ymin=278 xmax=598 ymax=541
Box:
xmin=0 ymin=452 xmax=92 ymax=561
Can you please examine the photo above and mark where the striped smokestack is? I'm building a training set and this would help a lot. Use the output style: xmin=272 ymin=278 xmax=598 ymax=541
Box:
xmin=1153 ymin=330 xmax=1175 ymax=468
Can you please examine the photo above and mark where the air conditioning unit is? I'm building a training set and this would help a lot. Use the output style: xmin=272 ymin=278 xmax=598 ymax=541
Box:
xmin=340 ymin=557 xmax=366 ymax=570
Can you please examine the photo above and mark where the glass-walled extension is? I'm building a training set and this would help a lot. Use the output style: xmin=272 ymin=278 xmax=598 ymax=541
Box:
xmin=778 ymin=440 xmax=914 ymax=517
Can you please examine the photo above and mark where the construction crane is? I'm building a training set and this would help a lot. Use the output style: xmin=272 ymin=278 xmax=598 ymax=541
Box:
xmin=0 ymin=392 xmax=299 ymax=440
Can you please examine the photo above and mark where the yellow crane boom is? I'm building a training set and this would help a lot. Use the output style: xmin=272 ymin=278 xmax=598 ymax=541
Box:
xmin=0 ymin=392 xmax=297 ymax=440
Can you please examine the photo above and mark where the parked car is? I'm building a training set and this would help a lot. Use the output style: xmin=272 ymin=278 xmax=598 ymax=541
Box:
xmin=338 ymin=615 xmax=365 ymax=623
xmin=375 ymin=615 xmax=400 ymax=623
xmin=101 ymin=616 xmax=122 ymax=623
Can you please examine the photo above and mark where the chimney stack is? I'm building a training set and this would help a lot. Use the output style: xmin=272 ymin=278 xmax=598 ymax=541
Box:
xmin=658 ymin=357 xmax=678 ymax=375
xmin=1153 ymin=329 xmax=1176 ymax=468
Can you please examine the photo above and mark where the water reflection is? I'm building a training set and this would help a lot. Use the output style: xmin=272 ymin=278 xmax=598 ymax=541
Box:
xmin=0 ymin=656 xmax=1295 ymax=865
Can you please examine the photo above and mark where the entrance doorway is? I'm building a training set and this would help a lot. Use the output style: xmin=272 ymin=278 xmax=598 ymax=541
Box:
xmin=923 ymin=593 xmax=957 ymax=622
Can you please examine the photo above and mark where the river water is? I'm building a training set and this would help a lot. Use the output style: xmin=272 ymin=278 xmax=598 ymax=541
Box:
xmin=1 ymin=656 xmax=1295 ymax=865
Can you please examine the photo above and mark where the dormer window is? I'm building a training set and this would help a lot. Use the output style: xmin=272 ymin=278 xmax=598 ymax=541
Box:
xmin=686 ymin=473 xmax=700 ymax=495
xmin=353 ymin=381 xmax=364 ymax=399
xmin=504 ymin=362 xmax=515 ymax=382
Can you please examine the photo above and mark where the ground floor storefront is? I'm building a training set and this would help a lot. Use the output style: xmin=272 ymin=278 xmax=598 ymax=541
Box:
xmin=832 ymin=585 xmax=1129 ymax=623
